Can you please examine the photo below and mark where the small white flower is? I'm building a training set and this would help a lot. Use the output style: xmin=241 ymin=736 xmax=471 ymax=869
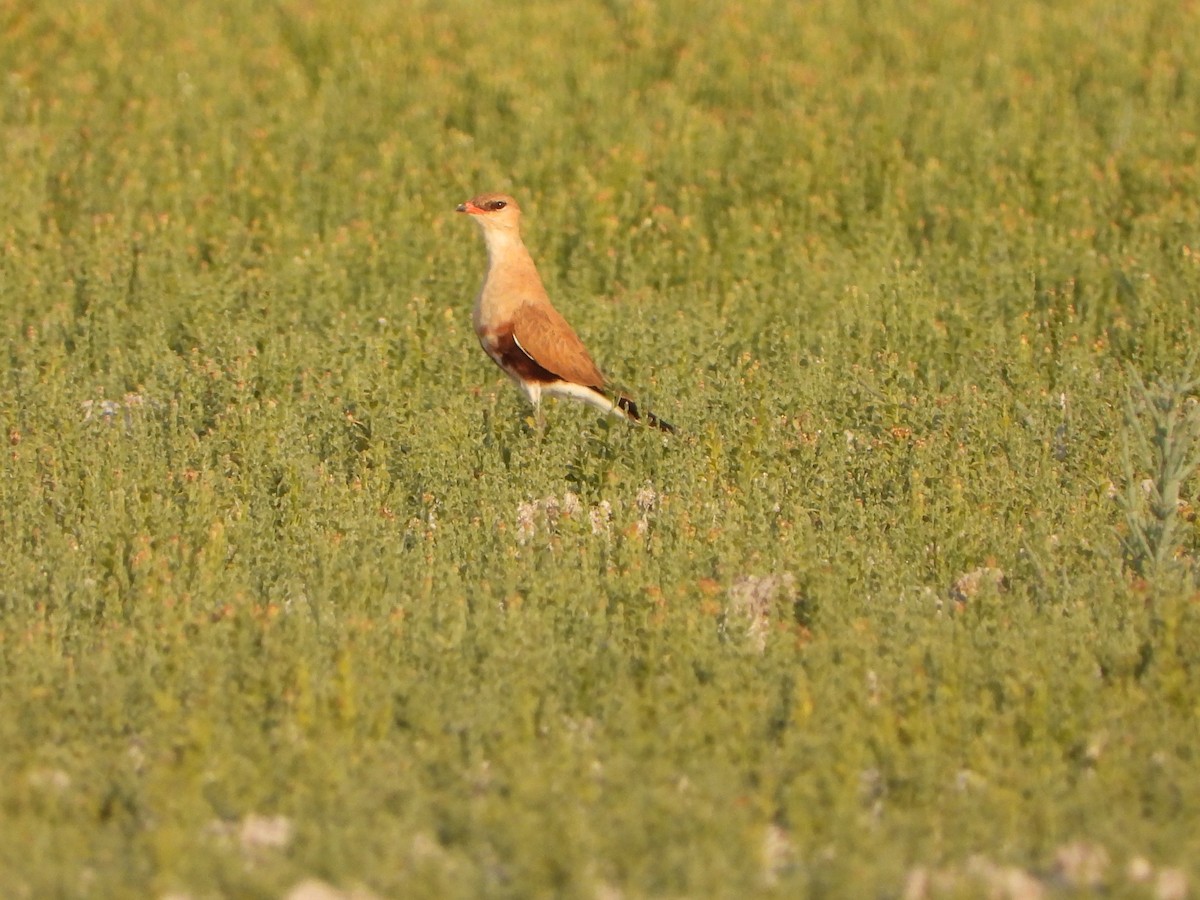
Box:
xmin=1127 ymin=857 xmax=1153 ymax=883
xmin=1053 ymin=841 xmax=1109 ymax=888
xmin=516 ymin=501 xmax=538 ymax=544
xmin=590 ymin=501 xmax=612 ymax=535
xmin=760 ymin=825 xmax=794 ymax=887
xmin=541 ymin=495 xmax=561 ymax=528
xmin=239 ymin=814 xmax=293 ymax=852
xmin=1156 ymin=867 xmax=1188 ymax=900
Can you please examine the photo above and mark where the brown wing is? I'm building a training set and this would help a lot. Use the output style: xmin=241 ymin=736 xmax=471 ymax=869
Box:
xmin=510 ymin=302 xmax=607 ymax=388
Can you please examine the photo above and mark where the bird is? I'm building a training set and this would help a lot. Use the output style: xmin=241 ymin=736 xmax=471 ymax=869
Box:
xmin=456 ymin=192 xmax=674 ymax=433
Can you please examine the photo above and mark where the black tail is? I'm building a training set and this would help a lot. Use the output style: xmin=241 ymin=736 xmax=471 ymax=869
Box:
xmin=617 ymin=395 xmax=675 ymax=433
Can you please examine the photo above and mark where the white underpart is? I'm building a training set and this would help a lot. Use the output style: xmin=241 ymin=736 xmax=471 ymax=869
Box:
xmin=522 ymin=379 xmax=632 ymax=421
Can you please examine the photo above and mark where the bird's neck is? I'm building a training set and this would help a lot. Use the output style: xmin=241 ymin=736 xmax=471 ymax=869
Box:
xmin=475 ymin=229 xmax=548 ymax=330
xmin=482 ymin=227 xmax=533 ymax=271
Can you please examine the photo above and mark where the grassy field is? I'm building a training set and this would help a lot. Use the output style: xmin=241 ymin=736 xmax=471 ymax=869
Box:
xmin=3 ymin=0 xmax=1200 ymax=896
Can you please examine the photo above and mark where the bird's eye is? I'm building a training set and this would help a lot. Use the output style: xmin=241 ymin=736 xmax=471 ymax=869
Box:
xmin=489 ymin=200 xmax=507 ymax=211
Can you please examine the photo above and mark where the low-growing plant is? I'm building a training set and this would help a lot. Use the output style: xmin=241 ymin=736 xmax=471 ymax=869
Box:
xmin=1118 ymin=364 xmax=1200 ymax=581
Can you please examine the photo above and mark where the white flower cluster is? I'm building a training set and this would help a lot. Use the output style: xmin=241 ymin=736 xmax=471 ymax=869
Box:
xmin=724 ymin=573 xmax=797 ymax=653
xmin=516 ymin=491 xmax=586 ymax=544
xmin=513 ymin=482 xmax=662 ymax=545
xmin=80 ymin=392 xmax=152 ymax=432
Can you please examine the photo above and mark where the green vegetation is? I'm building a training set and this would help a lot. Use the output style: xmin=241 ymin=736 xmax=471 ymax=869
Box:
xmin=3 ymin=0 xmax=1200 ymax=895
xmin=1120 ymin=367 xmax=1200 ymax=582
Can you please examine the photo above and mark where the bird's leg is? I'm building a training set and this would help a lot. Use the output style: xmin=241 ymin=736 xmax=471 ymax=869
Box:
xmin=533 ymin=400 xmax=546 ymax=438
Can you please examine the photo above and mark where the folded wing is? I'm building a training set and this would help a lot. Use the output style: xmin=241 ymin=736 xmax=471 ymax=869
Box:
xmin=510 ymin=302 xmax=608 ymax=389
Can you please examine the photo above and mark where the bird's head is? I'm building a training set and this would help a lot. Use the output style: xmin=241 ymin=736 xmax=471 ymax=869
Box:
xmin=456 ymin=193 xmax=522 ymax=234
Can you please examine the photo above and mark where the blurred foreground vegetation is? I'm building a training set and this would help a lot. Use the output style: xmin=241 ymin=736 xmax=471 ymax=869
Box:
xmin=2 ymin=0 xmax=1199 ymax=895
